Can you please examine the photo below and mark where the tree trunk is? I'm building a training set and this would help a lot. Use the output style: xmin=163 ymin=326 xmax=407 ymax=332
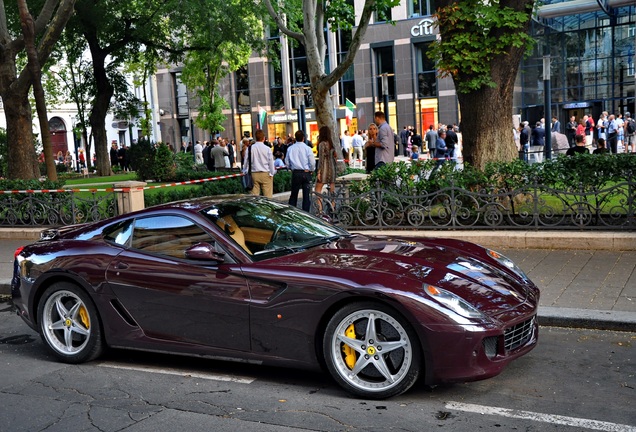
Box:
xmin=4 ymin=88 xmax=39 ymax=179
xmin=18 ymin=0 xmax=57 ymax=181
xmin=85 ymin=35 xmax=114 ymax=176
xmin=458 ymin=87 xmax=518 ymax=168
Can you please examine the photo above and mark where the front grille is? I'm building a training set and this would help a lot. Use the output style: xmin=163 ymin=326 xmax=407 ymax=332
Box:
xmin=504 ymin=317 xmax=535 ymax=352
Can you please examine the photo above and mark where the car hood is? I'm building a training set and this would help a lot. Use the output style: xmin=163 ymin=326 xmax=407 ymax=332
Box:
xmin=262 ymin=234 xmax=534 ymax=315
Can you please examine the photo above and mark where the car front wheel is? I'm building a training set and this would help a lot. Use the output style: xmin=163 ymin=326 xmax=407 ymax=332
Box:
xmin=323 ymin=302 xmax=421 ymax=399
xmin=37 ymin=282 xmax=104 ymax=363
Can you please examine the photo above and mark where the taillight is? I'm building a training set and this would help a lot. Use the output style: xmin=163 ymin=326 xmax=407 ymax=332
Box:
xmin=14 ymin=246 xmax=25 ymax=258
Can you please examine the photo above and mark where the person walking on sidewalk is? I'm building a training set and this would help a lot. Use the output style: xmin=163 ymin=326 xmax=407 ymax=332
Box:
xmin=286 ymin=130 xmax=316 ymax=212
xmin=243 ymin=129 xmax=276 ymax=197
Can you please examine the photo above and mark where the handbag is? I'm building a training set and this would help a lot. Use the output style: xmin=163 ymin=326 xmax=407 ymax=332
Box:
xmin=242 ymin=146 xmax=254 ymax=191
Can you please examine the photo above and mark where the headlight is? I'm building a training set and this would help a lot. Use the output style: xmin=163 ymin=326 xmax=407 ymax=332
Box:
xmin=424 ymin=285 xmax=484 ymax=319
xmin=487 ymin=249 xmax=529 ymax=281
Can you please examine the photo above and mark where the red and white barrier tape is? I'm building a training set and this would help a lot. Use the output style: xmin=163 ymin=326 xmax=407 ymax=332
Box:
xmin=0 ymin=172 xmax=245 ymax=194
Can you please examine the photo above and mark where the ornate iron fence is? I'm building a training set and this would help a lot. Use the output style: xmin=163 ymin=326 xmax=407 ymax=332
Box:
xmin=0 ymin=191 xmax=117 ymax=226
xmin=313 ymin=178 xmax=636 ymax=230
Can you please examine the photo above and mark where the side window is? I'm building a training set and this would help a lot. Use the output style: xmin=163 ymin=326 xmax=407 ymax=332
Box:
xmin=131 ymin=215 xmax=214 ymax=259
xmin=103 ymin=220 xmax=134 ymax=246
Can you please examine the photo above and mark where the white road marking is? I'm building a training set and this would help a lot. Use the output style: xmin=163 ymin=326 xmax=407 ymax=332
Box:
xmin=97 ymin=362 xmax=255 ymax=384
xmin=446 ymin=401 xmax=636 ymax=432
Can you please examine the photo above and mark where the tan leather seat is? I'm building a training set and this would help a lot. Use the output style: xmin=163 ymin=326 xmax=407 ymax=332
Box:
xmin=216 ymin=216 xmax=251 ymax=254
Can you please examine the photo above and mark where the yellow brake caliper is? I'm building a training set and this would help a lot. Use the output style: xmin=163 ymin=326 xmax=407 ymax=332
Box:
xmin=78 ymin=305 xmax=90 ymax=329
xmin=342 ymin=324 xmax=357 ymax=369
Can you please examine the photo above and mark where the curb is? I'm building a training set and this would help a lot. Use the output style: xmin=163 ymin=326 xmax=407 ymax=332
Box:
xmin=538 ymin=307 xmax=636 ymax=332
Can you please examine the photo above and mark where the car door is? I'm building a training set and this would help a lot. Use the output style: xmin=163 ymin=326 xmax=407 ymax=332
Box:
xmin=104 ymin=214 xmax=251 ymax=351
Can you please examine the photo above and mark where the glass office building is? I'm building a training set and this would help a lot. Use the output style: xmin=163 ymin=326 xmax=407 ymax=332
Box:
xmin=518 ymin=1 xmax=635 ymax=124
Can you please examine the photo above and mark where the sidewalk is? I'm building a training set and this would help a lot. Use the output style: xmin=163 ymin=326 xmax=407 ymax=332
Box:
xmin=1 ymin=228 xmax=635 ymax=332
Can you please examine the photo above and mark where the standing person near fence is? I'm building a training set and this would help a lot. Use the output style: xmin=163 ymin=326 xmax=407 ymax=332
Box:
xmin=286 ymin=130 xmax=315 ymax=211
xmin=243 ymin=129 xmax=276 ymax=197
xmin=366 ymin=111 xmax=395 ymax=170
xmin=314 ymin=126 xmax=338 ymax=197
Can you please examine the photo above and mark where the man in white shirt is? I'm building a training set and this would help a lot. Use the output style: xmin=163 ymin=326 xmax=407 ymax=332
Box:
xmin=351 ymin=130 xmax=364 ymax=165
xmin=285 ymin=130 xmax=316 ymax=211
xmin=194 ymin=140 xmax=204 ymax=164
xmin=242 ymin=129 xmax=277 ymax=197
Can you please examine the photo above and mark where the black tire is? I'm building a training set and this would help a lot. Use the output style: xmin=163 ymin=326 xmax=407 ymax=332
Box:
xmin=322 ymin=301 xmax=421 ymax=399
xmin=37 ymin=282 xmax=104 ymax=363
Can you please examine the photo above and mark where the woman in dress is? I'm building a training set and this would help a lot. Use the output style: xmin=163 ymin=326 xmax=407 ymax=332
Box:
xmin=365 ymin=123 xmax=378 ymax=173
xmin=314 ymin=125 xmax=338 ymax=211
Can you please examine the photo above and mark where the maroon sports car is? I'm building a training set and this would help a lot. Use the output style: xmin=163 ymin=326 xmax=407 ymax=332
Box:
xmin=12 ymin=196 xmax=539 ymax=399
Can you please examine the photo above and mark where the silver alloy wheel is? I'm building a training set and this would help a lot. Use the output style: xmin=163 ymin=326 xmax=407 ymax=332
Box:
xmin=41 ymin=290 xmax=91 ymax=356
xmin=329 ymin=309 xmax=412 ymax=393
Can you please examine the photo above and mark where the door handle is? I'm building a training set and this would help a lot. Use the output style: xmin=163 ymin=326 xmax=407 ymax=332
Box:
xmin=114 ymin=262 xmax=129 ymax=270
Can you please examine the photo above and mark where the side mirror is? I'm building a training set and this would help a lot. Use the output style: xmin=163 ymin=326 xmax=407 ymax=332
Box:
xmin=185 ymin=242 xmax=225 ymax=262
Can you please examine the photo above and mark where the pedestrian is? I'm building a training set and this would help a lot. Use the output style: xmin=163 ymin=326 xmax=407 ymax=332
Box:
xmin=624 ymin=112 xmax=635 ymax=153
xmin=366 ymin=111 xmax=395 ymax=171
xmin=117 ymin=145 xmax=127 ymax=171
xmin=593 ymin=138 xmax=608 ymax=155
xmin=78 ymin=149 xmax=86 ymax=169
xmin=531 ymin=121 xmax=545 ymax=147
xmin=551 ymin=116 xmax=561 ymax=134
xmin=445 ymin=125 xmax=459 ymax=161
xmin=584 ymin=114 xmax=594 ymax=147
xmin=286 ymin=130 xmax=316 ymax=212
xmin=566 ymin=134 xmax=589 ymax=156
xmin=273 ymin=137 xmax=288 ymax=160
xmin=64 ymin=151 xmax=73 ymax=169
xmin=228 ymin=139 xmax=236 ymax=168
xmin=210 ymin=139 xmax=228 ymax=171
xmin=351 ymin=130 xmax=364 ymax=166
xmin=365 ymin=124 xmax=377 ymax=173
xmin=410 ymin=145 xmax=419 ymax=161
xmin=430 ymin=129 xmax=448 ymax=175
xmin=243 ymin=129 xmax=276 ymax=197
xmin=425 ymin=125 xmax=437 ymax=156
xmin=616 ymin=113 xmax=624 ymax=152
xmin=566 ymin=115 xmax=577 ymax=148
xmin=314 ymin=125 xmax=338 ymax=199
xmin=606 ymin=114 xmax=618 ymax=154
xmin=519 ymin=124 xmax=529 ymax=161
xmin=400 ymin=126 xmax=410 ymax=157
xmin=340 ymin=130 xmax=352 ymax=163
xmin=203 ymin=141 xmax=213 ymax=170
xmin=274 ymin=151 xmax=286 ymax=170
xmin=194 ymin=140 xmax=204 ymax=164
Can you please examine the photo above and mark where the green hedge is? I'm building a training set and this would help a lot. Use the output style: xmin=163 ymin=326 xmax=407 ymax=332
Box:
xmin=351 ymin=154 xmax=636 ymax=195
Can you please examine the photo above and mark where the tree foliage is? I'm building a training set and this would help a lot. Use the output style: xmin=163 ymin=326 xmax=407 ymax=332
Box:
xmin=261 ymin=0 xmax=399 ymax=149
xmin=430 ymin=0 xmax=535 ymax=170
xmin=429 ymin=0 xmax=534 ymax=94
xmin=178 ymin=0 xmax=265 ymax=135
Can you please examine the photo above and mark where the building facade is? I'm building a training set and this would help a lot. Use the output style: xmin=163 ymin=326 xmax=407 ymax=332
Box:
xmin=521 ymin=0 xmax=635 ymax=127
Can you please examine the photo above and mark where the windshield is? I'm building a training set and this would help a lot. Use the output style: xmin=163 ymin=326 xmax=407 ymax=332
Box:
xmin=201 ymin=198 xmax=350 ymax=261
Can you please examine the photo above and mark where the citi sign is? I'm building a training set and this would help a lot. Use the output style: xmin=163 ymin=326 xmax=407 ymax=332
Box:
xmin=410 ymin=18 xmax=435 ymax=37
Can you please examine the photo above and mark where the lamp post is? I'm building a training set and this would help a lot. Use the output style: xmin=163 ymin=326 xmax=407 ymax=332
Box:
xmin=294 ymin=87 xmax=308 ymax=133
xmin=543 ymin=55 xmax=552 ymax=159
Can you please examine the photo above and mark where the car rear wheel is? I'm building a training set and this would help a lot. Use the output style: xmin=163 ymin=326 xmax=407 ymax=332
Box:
xmin=37 ymin=282 xmax=104 ymax=363
xmin=323 ymin=302 xmax=421 ymax=399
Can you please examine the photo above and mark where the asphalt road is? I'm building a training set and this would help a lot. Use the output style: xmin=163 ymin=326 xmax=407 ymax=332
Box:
xmin=1 ymin=299 xmax=634 ymax=432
